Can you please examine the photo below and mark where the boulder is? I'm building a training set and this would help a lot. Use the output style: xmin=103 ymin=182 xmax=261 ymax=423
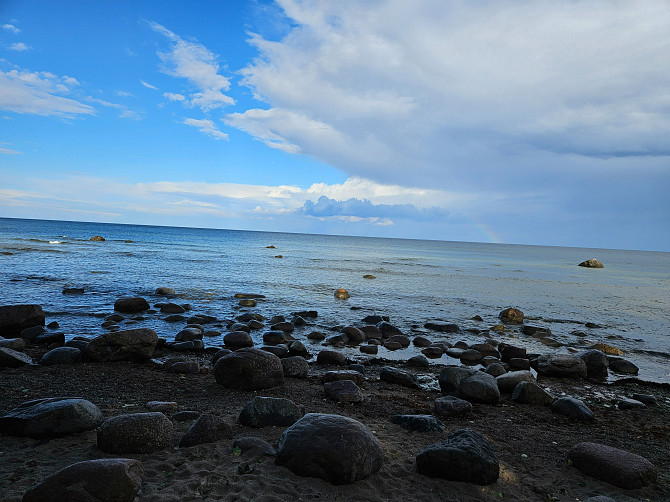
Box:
xmin=90 ymin=235 xmax=105 ymax=241
xmin=496 ymin=370 xmax=535 ymax=393
xmin=568 ymin=442 xmax=656 ymax=488
xmin=536 ymin=354 xmax=587 ymax=379
xmin=275 ymin=413 xmax=384 ymax=485
xmin=416 ymin=429 xmax=499 ymax=485
xmin=0 ymin=336 xmax=26 ymax=351
xmin=391 ymin=414 xmax=444 ymax=433
xmin=457 ymin=372 xmax=500 ymax=404
xmin=239 ymin=396 xmax=304 ymax=427
xmin=324 ymin=380 xmax=364 ymax=403
xmin=224 ymin=331 xmax=254 ymax=349
xmin=155 ymin=287 xmax=175 ymax=295
xmin=334 ymin=288 xmax=350 ymax=300
xmin=551 ymin=397 xmax=594 ymax=421
xmin=498 ymin=307 xmax=524 ymax=324
xmin=34 ymin=330 xmax=65 ymax=346
xmin=21 ymin=325 xmax=47 ymax=340
xmin=498 ymin=343 xmax=527 ymax=362
xmin=608 ymin=358 xmax=639 ymax=375
xmin=281 ymin=356 xmax=309 ymax=379
xmin=578 ymin=259 xmax=604 ymax=268
xmin=0 ymin=304 xmax=45 ymax=337
xmin=40 ymin=347 xmax=82 ymax=366
xmin=113 ymin=297 xmax=150 ymax=313
xmin=408 ymin=354 xmax=431 ymax=367
xmin=412 ymin=336 xmax=432 ymax=347
xmin=316 ymin=349 xmax=347 ymax=366
xmin=484 ymin=363 xmax=507 ymax=377
xmin=386 ymin=334 xmax=410 ymax=348
xmin=379 ymin=366 xmax=421 ymax=389
xmin=175 ymin=328 xmax=203 ymax=342
xmin=160 ymin=303 xmax=185 ymax=314
xmin=214 ymin=348 xmax=284 ymax=390
xmin=233 ymin=436 xmax=276 ymax=458
xmin=424 ymin=322 xmax=459 ymax=333
xmin=342 ymin=326 xmax=366 ymax=344
xmin=323 ymin=370 xmax=365 ymax=386
xmin=438 ymin=366 xmax=476 ymax=395
xmin=376 ymin=321 xmax=402 ymax=338
xmin=85 ymin=328 xmax=158 ymax=362
xmin=511 ymin=382 xmax=555 ymax=406
xmin=23 ymin=458 xmax=143 ymax=502
xmin=97 ymin=412 xmax=173 ymax=453
xmin=0 ymin=398 xmax=103 ymax=438
xmin=288 ymin=340 xmax=309 ymax=358
xmin=434 ymin=396 xmax=473 ymax=416
xmin=579 ymin=350 xmax=609 ymax=378
xmin=179 ymin=414 xmax=233 ymax=448
xmin=360 ymin=344 xmax=379 ymax=355
xmin=264 ymin=331 xmax=288 ymax=345
xmin=0 ymin=347 xmax=33 ymax=367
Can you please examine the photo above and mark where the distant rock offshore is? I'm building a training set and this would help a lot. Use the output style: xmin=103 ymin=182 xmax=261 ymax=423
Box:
xmin=90 ymin=235 xmax=105 ymax=241
xmin=578 ymin=258 xmax=604 ymax=268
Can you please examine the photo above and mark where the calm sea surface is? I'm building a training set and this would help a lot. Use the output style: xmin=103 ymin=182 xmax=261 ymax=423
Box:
xmin=1 ymin=217 xmax=669 ymax=383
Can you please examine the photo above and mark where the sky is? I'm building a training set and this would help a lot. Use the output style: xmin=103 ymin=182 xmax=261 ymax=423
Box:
xmin=0 ymin=0 xmax=669 ymax=251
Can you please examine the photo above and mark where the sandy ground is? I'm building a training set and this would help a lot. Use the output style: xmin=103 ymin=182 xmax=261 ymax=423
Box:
xmin=1 ymin=346 xmax=669 ymax=502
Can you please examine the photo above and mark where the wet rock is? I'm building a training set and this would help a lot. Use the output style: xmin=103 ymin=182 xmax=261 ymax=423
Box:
xmin=608 ymin=357 xmax=639 ymax=374
xmin=498 ymin=307 xmax=524 ymax=324
xmin=508 ymin=358 xmax=530 ymax=370
xmin=239 ymin=396 xmax=304 ymax=427
xmin=307 ymin=331 xmax=326 ymax=341
xmin=511 ymin=382 xmax=555 ymax=406
xmin=360 ymin=344 xmax=378 ymax=355
xmin=632 ymin=393 xmax=657 ymax=406
xmin=334 ymin=288 xmax=350 ymax=300
xmin=579 ymin=350 xmax=609 ymax=378
xmin=172 ymin=340 xmax=204 ymax=352
xmin=386 ymin=334 xmax=410 ymax=348
xmin=327 ymin=333 xmax=348 ymax=347
xmin=0 ymin=398 xmax=103 ymax=438
xmin=551 ymin=396 xmax=594 ymax=421
xmin=445 ymin=347 xmax=464 ymax=359
xmin=62 ymin=287 xmax=84 ymax=294
xmin=262 ymin=345 xmax=289 ymax=358
xmin=324 ymin=370 xmax=365 ymax=386
xmin=383 ymin=340 xmax=402 ymax=351
xmin=459 ymin=349 xmax=482 ymax=364
xmin=166 ymin=361 xmax=200 ymax=374
xmin=359 ymin=325 xmax=383 ymax=340
xmin=316 ymin=349 xmax=347 ymax=366
xmin=23 ymin=458 xmax=143 ymax=502
xmin=224 ymin=331 xmax=254 ymax=349
xmin=282 ymin=356 xmax=309 ymax=379
xmin=98 ymin=412 xmax=173 ymax=453
xmin=34 ymin=331 xmax=65 ymax=346
xmin=485 ymin=363 xmax=507 ymax=377
xmin=239 ymin=299 xmax=257 ymax=307
xmin=155 ymin=287 xmax=175 ymax=295
xmin=342 ymin=326 xmax=366 ymax=344
xmin=113 ymin=297 xmax=150 ymax=313
xmin=391 ymin=414 xmax=444 ymax=433
xmin=90 ymin=235 xmax=106 ymax=241
xmin=498 ymin=343 xmax=527 ymax=362
xmin=214 ymin=348 xmax=284 ymax=390
xmin=0 ymin=304 xmax=45 ymax=337
xmin=416 ymin=429 xmax=499 ymax=485
xmin=469 ymin=343 xmax=499 ymax=358
xmin=568 ymin=442 xmax=656 ymax=488
xmin=377 ymin=321 xmax=402 ymax=338
xmin=0 ymin=347 xmax=33 ymax=367
xmin=434 ymin=396 xmax=472 ymax=416
xmin=617 ymin=398 xmax=646 ymax=410
xmin=85 ymin=328 xmax=158 ymax=362
xmin=438 ymin=366 xmax=477 ymax=395
xmin=271 ymin=321 xmax=295 ymax=333
xmin=264 ymin=331 xmax=288 ymax=345
xmin=412 ymin=336 xmax=431 ymax=347
xmin=275 ymin=413 xmax=383 ymax=485
xmin=40 ymin=347 xmax=82 ymax=366
xmin=407 ymin=355 xmax=430 ymax=368
xmin=362 ymin=315 xmax=388 ymax=324
xmin=496 ymin=370 xmax=535 ymax=393
xmin=160 ymin=303 xmax=185 ymax=314
xmin=424 ymin=322 xmax=459 ymax=333
xmin=591 ymin=342 xmax=623 ymax=355
xmin=536 ymin=354 xmax=587 ymax=379
xmin=457 ymin=372 xmax=500 ymax=404
xmin=179 ymin=414 xmax=233 ymax=448
xmin=324 ymin=380 xmax=363 ymax=403
xmin=521 ymin=325 xmax=551 ymax=337
xmin=379 ymin=366 xmax=421 ymax=389
xmin=578 ymin=259 xmax=604 ymax=268
xmin=293 ymin=310 xmax=318 ymax=319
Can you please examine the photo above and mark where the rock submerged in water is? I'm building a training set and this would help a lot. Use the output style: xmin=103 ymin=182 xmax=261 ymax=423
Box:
xmin=90 ymin=235 xmax=105 ymax=241
xmin=498 ymin=307 xmax=524 ymax=324
xmin=113 ymin=297 xmax=150 ymax=313
xmin=579 ymin=258 xmax=604 ymax=268
xmin=334 ymin=288 xmax=350 ymax=300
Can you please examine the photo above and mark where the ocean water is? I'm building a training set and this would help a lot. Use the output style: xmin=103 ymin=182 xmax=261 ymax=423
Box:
xmin=1 ymin=217 xmax=669 ymax=383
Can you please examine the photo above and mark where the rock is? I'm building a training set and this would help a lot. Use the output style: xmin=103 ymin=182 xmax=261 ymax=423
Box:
xmin=424 ymin=322 xmax=459 ymax=333
xmin=271 ymin=321 xmax=295 ymax=333
xmin=90 ymin=235 xmax=105 ymax=241
xmin=327 ymin=333 xmax=348 ymax=346
xmin=172 ymin=340 xmax=204 ymax=352
xmin=293 ymin=310 xmax=317 ymax=319
xmin=275 ymin=413 xmax=383 ymax=485
xmin=40 ymin=347 xmax=82 ymax=366
xmin=324 ymin=370 xmax=365 ymax=386
xmin=412 ymin=336 xmax=431 ymax=347
xmin=97 ymin=412 xmax=173 ymax=453
xmin=438 ymin=366 xmax=476 ymax=394
xmin=214 ymin=348 xmax=284 ymax=390
xmin=508 ymin=357 xmax=531 ymax=370
xmin=316 ymin=349 xmax=347 ymax=366
xmin=632 ymin=393 xmax=657 ymax=406
xmin=459 ymin=349 xmax=483 ymax=363
xmin=23 ymin=458 xmax=143 ymax=502
xmin=496 ymin=370 xmax=536 ymax=393
xmin=239 ymin=396 xmax=304 ymax=427
xmin=416 ymin=429 xmax=499 ymax=485
xmin=342 ymin=326 xmax=366 ymax=344
xmin=485 ymin=363 xmax=507 ymax=377
xmin=155 ymin=287 xmax=175 ymax=295
xmin=324 ymin=380 xmax=364 ymax=403
xmin=288 ymin=340 xmax=309 ymax=358
xmin=511 ymin=382 xmax=555 ymax=406
xmin=166 ymin=361 xmax=200 ymax=374
xmin=175 ymin=327 xmax=203 ymax=342
xmin=521 ymin=325 xmax=551 ymax=337
xmin=224 ymin=331 xmax=254 ymax=349
xmin=360 ymin=344 xmax=378 ymax=355
xmin=160 ymin=302 xmax=185 ymax=314
xmin=173 ymin=411 xmax=201 ymax=422
xmin=0 ymin=347 xmax=33 ymax=367
xmin=0 ymin=336 xmax=26 ymax=351
xmin=536 ymin=354 xmax=587 ymax=379
xmin=0 ymin=398 xmax=103 ymax=438
xmin=363 ymin=274 xmax=376 ymax=279
xmin=617 ymin=398 xmax=646 ymax=410
xmin=498 ymin=307 xmax=524 ymax=324
xmin=591 ymin=342 xmax=623 ymax=355
xmin=434 ymin=396 xmax=472 ymax=416
xmin=233 ymin=436 xmax=276 ymax=457
xmin=146 ymin=401 xmax=178 ymax=413
xmin=551 ymin=396 xmax=594 ymax=421
xmin=386 ymin=334 xmax=410 ymax=347
xmin=457 ymin=372 xmax=500 ymax=404
xmin=262 ymin=345 xmax=289 ymax=358
xmin=383 ymin=341 xmax=402 ymax=351
xmin=376 ymin=321 xmax=402 ymax=338
xmin=179 ymin=414 xmax=233 ymax=448
xmin=85 ymin=328 xmax=158 ymax=362
xmin=0 ymin=304 xmax=45 ymax=337
xmin=568 ymin=442 xmax=656 ymax=488
xmin=608 ymin=357 xmax=639 ymax=374
xmin=113 ymin=297 xmax=150 ymax=313
xmin=264 ymin=331 xmax=288 ymax=345
xmin=334 ymin=288 xmax=350 ymax=300
xmin=408 ymin=354 xmax=431 ymax=368
xmin=379 ymin=366 xmax=421 ymax=389
xmin=578 ymin=259 xmax=604 ymax=268
xmin=498 ymin=343 xmax=527 ymax=362
xmin=239 ymin=299 xmax=257 ymax=307
xmin=307 ymin=331 xmax=326 ymax=341
xmin=235 ymin=293 xmax=266 ymax=299
xmin=391 ymin=414 xmax=444 ymax=432
xmin=282 ymin=356 xmax=309 ymax=379
xmin=579 ymin=350 xmax=609 ymax=378
xmin=62 ymin=287 xmax=85 ymax=294
xmin=445 ymin=347 xmax=464 ymax=359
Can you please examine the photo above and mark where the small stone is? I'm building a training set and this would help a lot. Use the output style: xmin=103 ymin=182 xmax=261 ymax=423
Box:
xmin=146 ymin=401 xmax=179 ymax=413
xmin=434 ymin=396 xmax=472 ymax=416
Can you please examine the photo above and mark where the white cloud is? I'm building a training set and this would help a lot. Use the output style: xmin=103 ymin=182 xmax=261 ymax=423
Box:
xmin=0 ymin=68 xmax=94 ymax=117
xmin=2 ymin=24 xmax=20 ymax=34
xmin=0 ymin=146 xmax=22 ymax=155
xmin=182 ymin=118 xmax=228 ymax=140
xmin=116 ymin=90 xmax=133 ymax=97
xmin=9 ymin=42 xmax=30 ymax=51
xmin=164 ymin=92 xmax=185 ymax=101
xmin=87 ymin=97 xmax=140 ymax=120
xmin=149 ymin=21 xmax=235 ymax=111
xmin=140 ymin=80 xmax=158 ymax=90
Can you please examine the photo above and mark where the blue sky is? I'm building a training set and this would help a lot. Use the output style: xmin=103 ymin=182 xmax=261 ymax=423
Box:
xmin=1 ymin=1 xmax=669 ymax=251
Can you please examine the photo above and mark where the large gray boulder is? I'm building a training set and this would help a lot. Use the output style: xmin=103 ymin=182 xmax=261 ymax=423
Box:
xmin=85 ymin=328 xmax=158 ymax=362
xmin=568 ymin=442 xmax=657 ymax=488
xmin=536 ymin=354 xmax=587 ymax=379
xmin=0 ymin=304 xmax=45 ymax=337
xmin=0 ymin=398 xmax=103 ymax=438
xmin=214 ymin=347 xmax=284 ymax=390
xmin=416 ymin=429 xmax=499 ymax=485
xmin=496 ymin=370 xmax=536 ymax=393
xmin=457 ymin=372 xmax=500 ymax=404
xmin=438 ymin=366 xmax=476 ymax=395
xmin=239 ymin=396 xmax=304 ymax=428
xmin=579 ymin=350 xmax=609 ymax=379
xmin=23 ymin=458 xmax=143 ymax=502
xmin=0 ymin=347 xmax=33 ymax=367
xmin=113 ymin=297 xmax=150 ymax=313
xmin=179 ymin=414 xmax=233 ymax=448
xmin=97 ymin=412 xmax=173 ymax=453
xmin=281 ymin=356 xmax=309 ymax=379
xmin=40 ymin=347 xmax=82 ymax=366
xmin=275 ymin=413 xmax=384 ymax=485
xmin=578 ymin=259 xmax=604 ymax=268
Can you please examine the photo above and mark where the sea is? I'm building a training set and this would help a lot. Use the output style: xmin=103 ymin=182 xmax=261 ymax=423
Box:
xmin=1 ymin=217 xmax=669 ymax=383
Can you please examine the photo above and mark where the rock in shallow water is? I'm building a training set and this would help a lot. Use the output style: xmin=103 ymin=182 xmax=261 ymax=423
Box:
xmin=85 ymin=328 xmax=158 ymax=362
xmin=113 ymin=297 xmax=150 ymax=313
